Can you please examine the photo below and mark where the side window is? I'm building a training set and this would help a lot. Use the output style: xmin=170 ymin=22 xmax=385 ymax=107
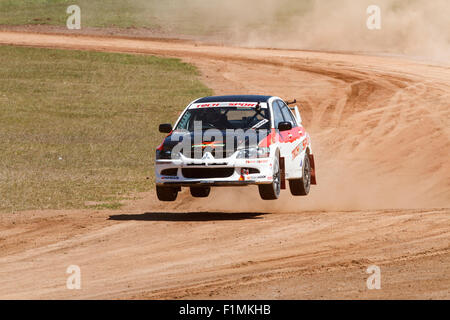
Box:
xmin=177 ymin=110 xmax=192 ymax=130
xmin=278 ymin=101 xmax=297 ymax=127
xmin=272 ymin=100 xmax=284 ymax=129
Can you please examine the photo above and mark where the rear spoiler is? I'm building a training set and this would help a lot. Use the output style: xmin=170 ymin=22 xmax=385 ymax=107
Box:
xmin=285 ymin=99 xmax=302 ymax=124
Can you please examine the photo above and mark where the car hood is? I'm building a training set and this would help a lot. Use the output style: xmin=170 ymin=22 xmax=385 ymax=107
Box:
xmin=160 ymin=129 xmax=271 ymax=158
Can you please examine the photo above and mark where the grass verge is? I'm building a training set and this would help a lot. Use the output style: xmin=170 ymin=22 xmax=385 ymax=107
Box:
xmin=0 ymin=45 xmax=212 ymax=212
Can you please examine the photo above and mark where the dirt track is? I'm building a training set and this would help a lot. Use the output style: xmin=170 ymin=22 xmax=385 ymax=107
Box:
xmin=0 ymin=31 xmax=449 ymax=299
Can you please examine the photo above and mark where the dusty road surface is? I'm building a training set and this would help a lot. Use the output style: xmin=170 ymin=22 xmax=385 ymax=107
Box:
xmin=0 ymin=31 xmax=449 ymax=299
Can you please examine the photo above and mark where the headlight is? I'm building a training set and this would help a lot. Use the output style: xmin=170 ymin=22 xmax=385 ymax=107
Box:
xmin=156 ymin=149 xmax=181 ymax=160
xmin=237 ymin=147 xmax=270 ymax=159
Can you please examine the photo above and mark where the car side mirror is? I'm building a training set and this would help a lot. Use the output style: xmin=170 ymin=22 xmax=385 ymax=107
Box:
xmin=278 ymin=121 xmax=292 ymax=132
xmin=159 ymin=123 xmax=172 ymax=133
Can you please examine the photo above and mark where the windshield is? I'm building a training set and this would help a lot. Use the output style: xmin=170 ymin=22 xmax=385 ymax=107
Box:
xmin=175 ymin=106 xmax=271 ymax=131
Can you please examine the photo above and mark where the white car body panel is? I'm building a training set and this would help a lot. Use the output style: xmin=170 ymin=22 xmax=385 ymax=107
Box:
xmin=155 ymin=96 xmax=314 ymax=188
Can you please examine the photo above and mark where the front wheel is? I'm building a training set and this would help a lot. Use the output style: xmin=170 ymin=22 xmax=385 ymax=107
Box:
xmin=156 ymin=186 xmax=179 ymax=201
xmin=258 ymin=155 xmax=281 ymax=200
xmin=190 ymin=187 xmax=211 ymax=198
xmin=289 ymin=154 xmax=311 ymax=196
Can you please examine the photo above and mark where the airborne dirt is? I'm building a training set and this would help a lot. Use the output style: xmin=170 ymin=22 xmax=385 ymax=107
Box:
xmin=0 ymin=31 xmax=449 ymax=299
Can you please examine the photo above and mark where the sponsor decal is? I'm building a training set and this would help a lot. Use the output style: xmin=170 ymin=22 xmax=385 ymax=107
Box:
xmin=292 ymin=137 xmax=309 ymax=160
xmin=245 ymin=159 xmax=269 ymax=164
xmin=251 ymin=119 xmax=269 ymax=129
xmin=292 ymin=142 xmax=302 ymax=160
xmin=161 ymin=176 xmax=179 ymax=180
xmin=189 ymin=102 xmax=266 ymax=109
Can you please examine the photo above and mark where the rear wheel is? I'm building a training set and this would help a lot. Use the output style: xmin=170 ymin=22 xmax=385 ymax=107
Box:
xmin=289 ymin=154 xmax=311 ymax=196
xmin=190 ymin=187 xmax=211 ymax=198
xmin=156 ymin=186 xmax=179 ymax=201
xmin=258 ymin=155 xmax=281 ymax=200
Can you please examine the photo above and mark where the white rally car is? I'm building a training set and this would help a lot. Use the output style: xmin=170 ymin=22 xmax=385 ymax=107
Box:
xmin=155 ymin=95 xmax=316 ymax=201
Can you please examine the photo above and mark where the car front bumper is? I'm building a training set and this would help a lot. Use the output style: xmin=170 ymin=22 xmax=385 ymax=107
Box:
xmin=155 ymin=157 xmax=274 ymax=187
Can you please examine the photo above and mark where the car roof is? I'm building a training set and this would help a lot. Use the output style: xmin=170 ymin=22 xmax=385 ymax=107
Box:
xmin=195 ymin=95 xmax=273 ymax=103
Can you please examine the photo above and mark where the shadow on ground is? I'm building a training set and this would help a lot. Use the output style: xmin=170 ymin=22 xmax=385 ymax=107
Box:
xmin=108 ymin=211 xmax=268 ymax=222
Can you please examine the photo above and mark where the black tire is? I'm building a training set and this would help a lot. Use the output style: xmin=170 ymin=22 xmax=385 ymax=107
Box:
xmin=258 ymin=155 xmax=281 ymax=200
xmin=289 ymin=154 xmax=311 ymax=196
xmin=190 ymin=187 xmax=211 ymax=198
xmin=156 ymin=186 xmax=178 ymax=201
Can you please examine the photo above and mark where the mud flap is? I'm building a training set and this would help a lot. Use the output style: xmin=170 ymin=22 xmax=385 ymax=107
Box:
xmin=309 ymin=154 xmax=317 ymax=185
xmin=280 ymin=157 xmax=286 ymax=189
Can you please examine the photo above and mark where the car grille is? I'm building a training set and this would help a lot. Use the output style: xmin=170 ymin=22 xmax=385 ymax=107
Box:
xmin=181 ymin=168 xmax=235 ymax=179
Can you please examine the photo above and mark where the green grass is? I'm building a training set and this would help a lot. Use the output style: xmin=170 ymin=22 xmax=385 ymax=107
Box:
xmin=0 ymin=0 xmax=151 ymax=28
xmin=0 ymin=45 xmax=212 ymax=212
xmin=0 ymin=0 xmax=69 ymax=26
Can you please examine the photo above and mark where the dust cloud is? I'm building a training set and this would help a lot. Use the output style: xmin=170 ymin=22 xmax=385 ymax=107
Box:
xmin=125 ymin=0 xmax=450 ymax=211
xmin=135 ymin=0 xmax=450 ymax=61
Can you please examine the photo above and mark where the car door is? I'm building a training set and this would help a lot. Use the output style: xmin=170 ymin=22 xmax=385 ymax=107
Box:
xmin=278 ymin=100 xmax=306 ymax=178
xmin=270 ymin=100 xmax=291 ymax=172
xmin=275 ymin=101 xmax=294 ymax=176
